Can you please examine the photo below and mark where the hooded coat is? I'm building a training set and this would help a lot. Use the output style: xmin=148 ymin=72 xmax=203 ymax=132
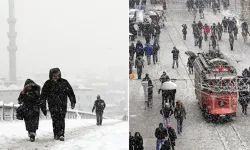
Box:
xmin=17 ymin=79 xmax=41 ymax=132
xmin=40 ymin=68 xmax=76 ymax=115
xmin=133 ymin=132 xmax=144 ymax=150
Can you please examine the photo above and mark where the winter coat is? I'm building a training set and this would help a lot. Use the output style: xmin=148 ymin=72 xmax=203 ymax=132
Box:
xmin=17 ymin=79 xmax=41 ymax=132
xmin=229 ymin=34 xmax=234 ymax=44
xmin=217 ymin=24 xmax=223 ymax=34
xmin=92 ymin=99 xmax=106 ymax=114
xmin=203 ymin=26 xmax=210 ymax=33
xmin=40 ymin=68 xmax=76 ymax=115
xmin=135 ymin=57 xmax=144 ymax=67
xmin=130 ymin=44 xmax=136 ymax=56
xmin=130 ymin=135 xmax=134 ymax=150
xmin=160 ymin=140 xmax=171 ymax=150
xmin=211 ymin=26 xmax=217 ymax=35
xmin=168 ymin=127 xmax=177 ymax=146
xmin=148 ymin=80 xmax=154 ymax=100
xmin=174 ymin=106 xmax=186 ymax=119
xmin=198 ymin=22 xmax=203 ymax=30
xmin=222 ymin=19 xmax=228 ymax=27
xmin=136 ymin=42 xmax=144 ymax=51
xmin=171 ymin=48 xmax=179 ymax=60
xmin=155 ymin=127 xmax=168 ymax=140
xmin=160 ymin=106 xmax=173 ymax=118
xmin=242 ymin=69 xmax=249 ymax=78
xmin=134 ymin=133 xmax=144 ymax=150
xmin=239 ymin=91 xmax=249 ymax=106
xmin=144 ymin=44 xmax=153 ymax=56
xmin=187 ymin=57 xmax=194 ymax=67
xmin=182 ymin=27 xmax=187 ymax=34
xmin=153 ymin=43 xmax=160 ymax=55
xmin=234 ymin=27 xmax=238 ymax=34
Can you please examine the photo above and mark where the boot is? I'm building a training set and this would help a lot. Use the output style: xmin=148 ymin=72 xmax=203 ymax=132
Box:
xmin=59 ymin=136 xmax=64 ymax=141
xmin=29 ymin=132 xmax=36 ymax=142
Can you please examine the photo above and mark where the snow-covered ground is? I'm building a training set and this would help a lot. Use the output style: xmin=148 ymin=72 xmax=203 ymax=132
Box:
xmin=0 ymin=119 xmax=128 ymax=150
xmin=130 ymin=1 xmax=250 ymax=150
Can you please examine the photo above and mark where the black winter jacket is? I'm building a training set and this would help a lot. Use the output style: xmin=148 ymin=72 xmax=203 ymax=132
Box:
xmin=40 ymin=68 xmax=76 ymax=114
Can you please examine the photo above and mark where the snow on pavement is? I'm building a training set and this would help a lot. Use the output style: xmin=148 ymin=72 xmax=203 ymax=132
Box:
xmin=52 ymin=121 xmax=128 ymax=150
xmin=0 ymin=119 xmax=126 ymax=150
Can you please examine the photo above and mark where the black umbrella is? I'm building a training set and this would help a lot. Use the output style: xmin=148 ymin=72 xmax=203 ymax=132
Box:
xmin=185 ymin=51 xmax=196 ymax=57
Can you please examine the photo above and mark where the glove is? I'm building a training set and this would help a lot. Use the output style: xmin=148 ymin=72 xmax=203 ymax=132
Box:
xmin=42 ymin=109 xmax=47 ymax=116
xmin=71 ymin=103 xmax=75 ymax=109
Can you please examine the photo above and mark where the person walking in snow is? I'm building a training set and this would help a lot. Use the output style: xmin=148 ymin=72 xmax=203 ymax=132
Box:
xmin=135 ymin=56 xmax=144 ymax=79
xmin=222 ymin=17 xmax=228 ymax=32
xmin=171 ymin=47 xmax=179 ymax=69
xmin=130 ymin=132 xmax=135 ymax=150
xmin=160 ymin=72 xmax=170 ymax=84
xmin=17 ymin=79 xmax=42 ymax=142
xmin=134 ymin=132 xmax=144 ymax=150
xmin=129 ymin=56 xmax=134 ymax=74
xmin=144 ymin=42 xmax=153 ymax=65
xmin=198 ymin=35 xmax=203 ymax=49
xmin=153 ymin=41 xmax=160 ymax=64
xmin=160 ymin=103 xmax=173 ymax=126
xmin=182 ymin=24 xmax=187 ymax=40
xmin=167 ymin=124 xmax=177 ymax=150
xmin=203 ymin=24 xmax=210 ymax=41
xmin=40 ymin=68 xmax=76 ymax=141
xmin=229 ymin=32 xmax=234 ymax=50
xmin=187 ymin=57 xmax=194 ymax=74
xmin=130 ymin=43 xmax=136 ymax=61
xmin=155 ymin=123 xmax=168 ymax=150
xmin=239 ymin=91 xmax=249 ymax=115
xmin=92 ymin=95 xmax=106 ymax=126
xmin=174 ymin=100 xmax=186 ymax=134
xmin=233 ymin=26 xmax=238 ymax=40
xmin=217 ymin=22 xmax=223 ymax=40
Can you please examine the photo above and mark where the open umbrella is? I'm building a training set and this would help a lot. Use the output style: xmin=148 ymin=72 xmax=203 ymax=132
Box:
xmin=161 ymin=81 xmax=177 ymax=90
xmin=185 ymin=51 xmax=196 ymax=57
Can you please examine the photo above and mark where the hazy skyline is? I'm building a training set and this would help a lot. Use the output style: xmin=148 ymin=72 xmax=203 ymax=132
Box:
xmin=0 ymin=0 xmax=128 ymax=78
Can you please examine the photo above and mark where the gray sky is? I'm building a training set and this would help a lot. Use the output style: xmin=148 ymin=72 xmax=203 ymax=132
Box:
xmin=0 ymin=0 xmax=128 ymax=78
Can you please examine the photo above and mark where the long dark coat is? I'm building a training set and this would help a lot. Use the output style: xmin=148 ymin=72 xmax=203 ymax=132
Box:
xmin=18 ymin=79 xmax=41 ymax=132
xmin=134 ymin=132 xmax=144 ymax=150
xmin=40 ymin=68 xmax=76 ymax=115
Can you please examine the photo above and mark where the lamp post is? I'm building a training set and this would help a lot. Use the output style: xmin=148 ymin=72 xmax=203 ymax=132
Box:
xmin=7 ymin=0 xmax=17 ymax=83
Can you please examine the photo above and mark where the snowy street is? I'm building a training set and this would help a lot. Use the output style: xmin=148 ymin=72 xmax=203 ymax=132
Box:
xmin=130 ymin=0 xmax=250 ymax=150
xmin=0 ymin=119 xmax=128 ymax=150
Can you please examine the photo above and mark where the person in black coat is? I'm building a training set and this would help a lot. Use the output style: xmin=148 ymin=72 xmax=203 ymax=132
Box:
xmin=160 ymin=103 xmax=173 ymax=126
xmin=40 ymin=68 xmax=76 ymax=141
xmin=92 ymin=95 xmax=106 ymax=126
xmin=171 ymin=47 xmax=179 ymax=69
xmin=167 ymin=124 xmax=177 ymax=150
xmin=155 ymin=123 xmax=168 ymax=150
xmin=129 ymin=132 xmax=134 ymax=150
xmin=134 ymin=132 xmax=144 ymax=150
xmin=152 ymin=41 xmax=160 ymax=64
xmin=182 ymin=24 xmax=187 ymax=40
xmin=17 ymin=79 xmax=41 ymax=142
xmin=130 ymin=43 xmax=136 ymax=61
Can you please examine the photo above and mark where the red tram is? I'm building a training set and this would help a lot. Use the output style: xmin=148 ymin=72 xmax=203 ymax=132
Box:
xmin=193 ymin=51 xmax=238 ymax=121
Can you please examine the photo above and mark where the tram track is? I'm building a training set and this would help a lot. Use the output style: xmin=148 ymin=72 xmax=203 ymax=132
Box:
xmin=161 ymin=6 xmax=247 ymax=150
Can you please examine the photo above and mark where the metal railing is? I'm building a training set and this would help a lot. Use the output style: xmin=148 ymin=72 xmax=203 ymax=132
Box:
xmin=0 ymin=102 xmax=108 ymax=121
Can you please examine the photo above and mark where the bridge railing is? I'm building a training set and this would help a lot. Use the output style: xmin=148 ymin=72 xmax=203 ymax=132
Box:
xmin=0 ymin=102 xmax=108 ymax=121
